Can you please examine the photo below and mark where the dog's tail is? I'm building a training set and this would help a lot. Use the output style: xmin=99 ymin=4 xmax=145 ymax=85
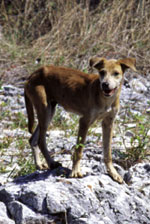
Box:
xmin=24 ymin=89 xmax=34 ymax=134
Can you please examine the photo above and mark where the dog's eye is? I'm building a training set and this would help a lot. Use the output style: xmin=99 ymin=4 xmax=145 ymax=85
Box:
xmin=114 ymin=72 xmax=119 ymax=77
xmin=99 ymin=70 xmax=106 ymax=77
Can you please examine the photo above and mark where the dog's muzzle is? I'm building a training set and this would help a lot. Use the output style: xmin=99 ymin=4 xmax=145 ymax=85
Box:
xmin=102 ymin=82 xmax=117 ymax=97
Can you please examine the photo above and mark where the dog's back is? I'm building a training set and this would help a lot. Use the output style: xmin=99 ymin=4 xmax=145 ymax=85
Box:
xmin=25 ymin=66 xmax=100 ymax=115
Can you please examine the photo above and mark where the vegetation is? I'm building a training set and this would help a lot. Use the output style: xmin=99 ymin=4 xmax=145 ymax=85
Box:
xmin=0 ymin=0 xmax=150 ymax=77
xmin=115 ymin=108 xmax=150 ymax=169
xmin=0 ymin=0 xmax=150 ymax=177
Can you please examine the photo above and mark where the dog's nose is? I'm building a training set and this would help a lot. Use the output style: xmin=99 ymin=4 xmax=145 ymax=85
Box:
xmin=102 ymin=82 xmax=109 ymax=90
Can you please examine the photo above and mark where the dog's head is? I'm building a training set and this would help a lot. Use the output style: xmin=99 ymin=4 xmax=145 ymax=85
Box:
xmin=90 ymin=57 xmax=136 ymax=97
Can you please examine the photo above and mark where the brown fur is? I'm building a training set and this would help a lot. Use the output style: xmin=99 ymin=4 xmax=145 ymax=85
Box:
xmin=24 ymin=57 xmax=136 ymax=183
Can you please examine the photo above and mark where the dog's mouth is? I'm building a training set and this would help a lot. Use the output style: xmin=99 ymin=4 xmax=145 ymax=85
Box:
xmin=103 ymin=87 xmax=117 ymax=97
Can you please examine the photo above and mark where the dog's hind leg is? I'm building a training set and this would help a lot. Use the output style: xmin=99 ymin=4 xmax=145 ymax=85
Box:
xmin=29 ymin=85 xmax=60 ymax=170
xmin=34 ymin=88 xmax=61 ymax=170
xmin=29 ymin=125 xmax=43 ymax=169
xmin=29 ymin=125 xmax=50 ymax=170
xmin=37 ymin=103 xmax=61 ymax=170
xmin=29 ymin=101 xmax=57 ymax=170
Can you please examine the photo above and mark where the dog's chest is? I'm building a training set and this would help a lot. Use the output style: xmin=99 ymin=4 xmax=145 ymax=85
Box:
xmin=90 ymin=104 xmax=112 ymax=120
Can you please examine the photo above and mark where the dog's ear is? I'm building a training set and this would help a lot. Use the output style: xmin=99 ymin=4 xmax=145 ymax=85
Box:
xmin=89 ymin=57 xmax=106 ymax=70
xmin=118 ymin=58 xmax=137 ymax=73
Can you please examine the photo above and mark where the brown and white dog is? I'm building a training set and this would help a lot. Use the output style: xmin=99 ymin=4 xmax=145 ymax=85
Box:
xmin=24 ymin=57 xmax=136 ymax=183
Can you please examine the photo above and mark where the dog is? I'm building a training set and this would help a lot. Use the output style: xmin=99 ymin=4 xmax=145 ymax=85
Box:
xmin=24 ymin=57 xmax=136 ymax=183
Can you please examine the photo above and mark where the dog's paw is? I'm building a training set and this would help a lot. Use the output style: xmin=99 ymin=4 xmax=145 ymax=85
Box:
xmin=69 ymin=162 xmax=83 ymax=178
xmin=70 ymin=169 xmax=83 ymax=178
xmin=36 ymin=161 xmax=61 ymax=170
xmin=111 ymin=172 xmax=123 ymax=184
xmin=107 ymin=164 xmax=123 ymax=184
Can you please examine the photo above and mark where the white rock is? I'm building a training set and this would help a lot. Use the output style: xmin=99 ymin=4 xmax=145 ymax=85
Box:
xmin=147 ymin=129 xmax=150 ymax=136
xmin=49 ymin=130 xmax=65 ymax=138
xmin=125 ymin=130 xmax=134 ymax=137
xmin=0 ymin=202 xmax=15 ymax=224
xmin=90 ymin=127 xmax=102 ymax=135
xmin=125 ymin=123 xmax=136 ymax=128
xmin=130 ymin=79 xmax=147 ymax=93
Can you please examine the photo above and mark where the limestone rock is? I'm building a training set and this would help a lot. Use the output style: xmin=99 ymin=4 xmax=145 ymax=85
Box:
xmin=0 ymin=163 xmax=150 ymax=224
xmin=0 ymin=202 xmax=15 ymax=224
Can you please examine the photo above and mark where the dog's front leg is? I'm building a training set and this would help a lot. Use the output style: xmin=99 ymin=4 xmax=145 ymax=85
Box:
xmin=70 ymin=117 xmax=90 ymax=178
xmin=102 ymin=110 xmax=123 ymax=184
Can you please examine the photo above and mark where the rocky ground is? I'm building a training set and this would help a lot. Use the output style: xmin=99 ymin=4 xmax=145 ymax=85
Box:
xmin=0 ymin=69 xmax=150 ymax=224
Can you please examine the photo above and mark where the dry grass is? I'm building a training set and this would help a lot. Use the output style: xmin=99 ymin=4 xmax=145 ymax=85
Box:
xmin=0 ymin=0 xmax=150 ymax=82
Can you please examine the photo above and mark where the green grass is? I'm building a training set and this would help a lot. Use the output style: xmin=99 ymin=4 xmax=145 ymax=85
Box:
xmin=0 ymin=136 xmax=13 ymax=150
xmin=11 ymin=112 xmax=27 ymax=130
xmin=16 ymin=156 xmax=36 ymax=177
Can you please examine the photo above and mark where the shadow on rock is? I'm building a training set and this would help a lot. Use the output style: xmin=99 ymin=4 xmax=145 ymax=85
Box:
xmin=14 ymin=166 xmax=71 ymax=185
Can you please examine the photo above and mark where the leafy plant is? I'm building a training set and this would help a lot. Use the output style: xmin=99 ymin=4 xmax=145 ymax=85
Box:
xmin=76 ymin=137 xmax=84 ymax=149
xmin=116 ymin=109 xmax=150 ymax=168
xmin=16 ymin=157 xmax=36 ymax=177
xmin=16 ymin=138 xmax=27 ymax=150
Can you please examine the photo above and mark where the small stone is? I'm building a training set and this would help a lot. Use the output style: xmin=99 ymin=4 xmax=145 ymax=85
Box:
xmin=147 ymin=129 xmax=150 ymax=136
xmin=125 ymin=130 xmax=134 ymax=137
xmin=90 ymin=127 xmax=102 ymax=135
xmin=124 ymin=171 xmax=132 ymax=184
xmin=131 ymin=79 xmax=147 ymax=93
xmin=146 ymin=108 xmax=150 ymax=114
xmin=125 ymin=123 xmax=136 ymax=128
xmin=144 ymin=164 xmax=150 ymax=172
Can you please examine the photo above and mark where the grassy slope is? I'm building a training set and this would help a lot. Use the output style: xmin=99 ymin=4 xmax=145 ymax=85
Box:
xmin=0 ymin=0 xmax=150 ymax=83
